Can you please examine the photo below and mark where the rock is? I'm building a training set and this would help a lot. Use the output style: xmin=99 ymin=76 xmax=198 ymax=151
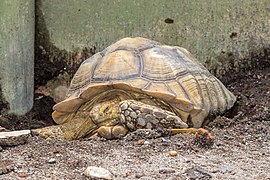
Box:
xmin=0 ymin=126 xmax=7 ymax=132
xmin=159 ymin=168 xmax=176 ymax=174
xmin=185 ymin=166 xmax=212 ymax=180
xmin=47 ymin=158 xmax=57 ymax=164
xmin=135 ymin=172 xmax=144 ymax=178
xmin=143 ymin=140 xmax=150 ymax=145
xmin=0 ymin=160 xmax=15 ymax=175
xmin=161 ymin=138 xmax=171 ymax=146
xmin=84 ymin=166 xmax=113 ymax=180
xmin=169 ymin=150 xmax=178 ymax=157
xmin=18 ymin=172 xmax=27 ymax=178
xmin=0 ymin=130 xmax=31 ymax=146
xmin=137 ymin=139 xmax=144 ymax=145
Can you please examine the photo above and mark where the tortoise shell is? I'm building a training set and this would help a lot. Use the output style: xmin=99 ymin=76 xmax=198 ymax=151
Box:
xmin=52 ymin=37 xmax=236 ymax=127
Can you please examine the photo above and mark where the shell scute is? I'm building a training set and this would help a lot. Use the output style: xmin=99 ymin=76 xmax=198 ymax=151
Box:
xmin=52 ymin=37 xmax=236 ymax=127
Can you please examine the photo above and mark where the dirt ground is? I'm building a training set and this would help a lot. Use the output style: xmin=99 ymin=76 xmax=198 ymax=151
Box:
xmin=0 ymin=61 xmax=269 ymax=179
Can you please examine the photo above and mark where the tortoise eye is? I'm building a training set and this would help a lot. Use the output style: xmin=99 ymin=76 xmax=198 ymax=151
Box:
xmin=103 ymin=106 xmax=110 ymax=114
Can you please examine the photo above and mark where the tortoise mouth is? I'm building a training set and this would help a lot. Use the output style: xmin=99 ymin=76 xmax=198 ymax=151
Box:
xmin=90 ymin=117 xmax=120 ymax=127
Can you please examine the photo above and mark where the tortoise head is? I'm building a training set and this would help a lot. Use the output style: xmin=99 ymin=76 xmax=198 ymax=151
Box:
xmin=89 ymin=97 xmax=121 ymax=127
xmin=60 ymin=97 xmax=122 ymax=140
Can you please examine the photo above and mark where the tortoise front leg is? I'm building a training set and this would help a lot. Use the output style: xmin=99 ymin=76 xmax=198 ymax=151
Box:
xmin=97 ymin=99 xmax=189 ymax=139
xmin=97 ymin=125 xmax=128 ymax=139
xmin=119 ymin=100 xmax=189 ymax=130
xmin=119 ymin=100 xmax=213 ymax=143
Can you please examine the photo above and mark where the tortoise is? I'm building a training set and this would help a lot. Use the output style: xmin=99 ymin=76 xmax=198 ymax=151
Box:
xmin=33 ymin=37 xmax=236 ymax=141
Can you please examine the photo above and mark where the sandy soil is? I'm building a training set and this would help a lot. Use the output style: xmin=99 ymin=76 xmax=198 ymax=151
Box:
xmin=0 ymin=64 xmax=269 ymax=179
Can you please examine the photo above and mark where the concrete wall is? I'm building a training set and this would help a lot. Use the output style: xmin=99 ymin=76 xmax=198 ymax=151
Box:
xmin=0 ymin=0 xmax=35 ymax=115
xmin=37 ymin=0 xmax=270 ymax=76
xmin=1 ymin=0 xmax=269 ymax=114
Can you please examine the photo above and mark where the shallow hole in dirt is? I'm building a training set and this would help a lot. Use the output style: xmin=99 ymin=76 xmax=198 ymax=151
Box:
xmin=0 ymin=94 xmax=55 ymax=131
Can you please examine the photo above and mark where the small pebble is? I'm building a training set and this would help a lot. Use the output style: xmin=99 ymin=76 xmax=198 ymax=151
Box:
xmin=161 ymin=138 xmax=171 ymax=145
xmin=47 ymin=158 xmax=56 ymax=164
xmin=137 ymin=139 xmax=144 ymax=145
xmin=135 ymin=173 xmax=144 ymax=178
xmin=18 ymin=172 xmax=27 ymax=178
xmin=84 ymin=166 xmax=113 ymax=180
xmin=169 ymin=150 xmax=178 ymax=157
xmin=0 ymin=146 xmax=3 ymax=152
xmin=159 ymin=168 xmax=176 ymax=174
xmin=143 ymin=140 xmax=150 ymax=145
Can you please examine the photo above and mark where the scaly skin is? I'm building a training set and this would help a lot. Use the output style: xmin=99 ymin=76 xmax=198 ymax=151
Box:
xmin=33 ymin=97 xmax=213 ymax=143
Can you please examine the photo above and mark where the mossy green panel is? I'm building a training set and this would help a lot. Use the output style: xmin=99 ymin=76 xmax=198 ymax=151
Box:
xmin=0 ymin=0 xmax=35 ymax=115
xmin=39 ymin=0 xmax=270 ymax=75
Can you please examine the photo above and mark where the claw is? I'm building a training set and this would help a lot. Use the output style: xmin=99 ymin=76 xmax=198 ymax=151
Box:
xmin=194 ymin=128 xmax=213 ymax=141
xmin=169 ymin=128 xmax=214 ymax=146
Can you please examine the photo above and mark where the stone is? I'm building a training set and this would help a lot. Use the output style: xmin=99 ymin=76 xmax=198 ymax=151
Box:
xmin=84 ymin=166 xmax=113 ymax=180
xmin=137 ymin=139 xmax=144 ymax=145
xmin=161 ymin=138 xmax=171 ymax=145
xmin=18 ymin=173 xmax=27 ymax=178
xmin=143 ymin=140 xmax=150 ymax=145
xmin=169 ymin=150 xmax=177 ymax=157
xmin=47 ymin=158 xmax=57 ymax=164
xmin=0 ymin=130 xmax=31 ymax=146
xmin=159 ymin=168 xmax=176 ymax=174
xmin=135 ymin=173 xmax=144 ymax=178
xmin=0 ymin=126 xmax=7 ymax=132
xmin=185 ymin=166 xmax=212 ymax=180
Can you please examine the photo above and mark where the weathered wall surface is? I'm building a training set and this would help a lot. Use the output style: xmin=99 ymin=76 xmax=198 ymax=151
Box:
xmin=37 ymin=0 xmax=270 ymax=77
xmin=0 ymin=0 xmax=35 ymax=115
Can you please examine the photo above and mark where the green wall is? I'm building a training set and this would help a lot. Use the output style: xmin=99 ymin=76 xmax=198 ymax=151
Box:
xmin=38 ymin=0 xmax=270 ymax=75
xmin=0 ymin=0 xmax=35 ymax=115
xmin=0 ymin=0 xmax=269 ymax=115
